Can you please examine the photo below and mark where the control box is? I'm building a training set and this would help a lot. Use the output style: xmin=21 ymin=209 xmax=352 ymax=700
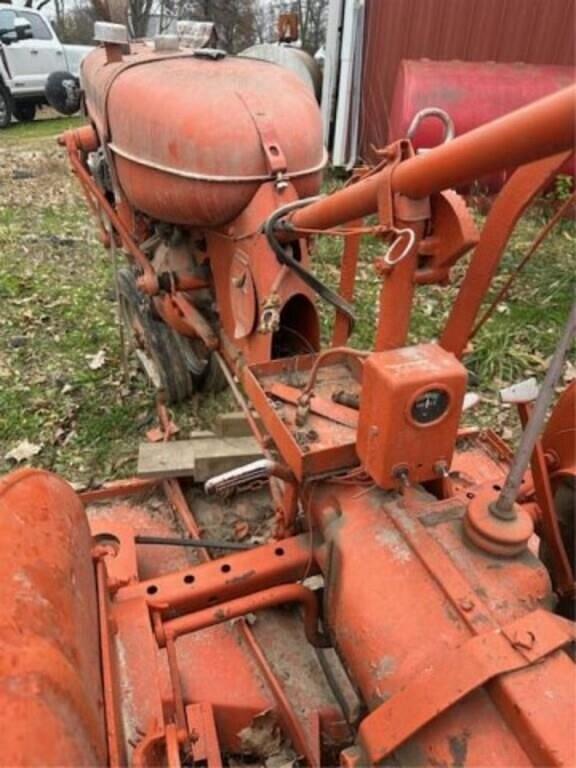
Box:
xmin=357 ymin=344 xmax=467 ymax=488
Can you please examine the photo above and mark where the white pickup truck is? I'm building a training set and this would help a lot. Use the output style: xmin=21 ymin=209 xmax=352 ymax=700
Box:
xmin=0 ymin=7 xmax=91 ymax=128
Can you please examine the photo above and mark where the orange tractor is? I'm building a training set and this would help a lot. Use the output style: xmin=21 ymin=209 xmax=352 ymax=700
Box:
xmin=1 ymin=27 xmax=575 ymax=767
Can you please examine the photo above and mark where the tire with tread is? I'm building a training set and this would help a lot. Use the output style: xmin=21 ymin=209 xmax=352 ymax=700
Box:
xmin=200 ymin=352 xmax=228 ymax=393
xmin=117 ymin=269 xmax=193 ymax=403
xmin=117 ymin=269 xmax=225 ymax=403
xmin=13 ymin=101 xmax=36 ymax=122
xmin=0 ymin=84 xmax=13 ymax=129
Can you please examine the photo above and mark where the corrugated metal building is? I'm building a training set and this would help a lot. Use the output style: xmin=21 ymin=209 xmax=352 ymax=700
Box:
xmin=323 ymin=0 xmax=575 ymax=166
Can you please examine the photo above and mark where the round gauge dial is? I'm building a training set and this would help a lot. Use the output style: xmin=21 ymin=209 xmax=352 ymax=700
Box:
xmin=410 ymin=388 xmax=450 ymax=425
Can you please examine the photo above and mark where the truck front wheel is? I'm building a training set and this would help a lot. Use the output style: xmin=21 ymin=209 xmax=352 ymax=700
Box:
xmin=0 ymin=85 xmax=13 ymax=129
xmin=13 ymin=101 xmax=36 ymax=123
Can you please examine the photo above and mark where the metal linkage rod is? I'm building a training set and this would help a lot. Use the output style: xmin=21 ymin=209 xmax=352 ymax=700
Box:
xmin=492 ymin=302 xmax=576 ymax=519
xmin=284 ymin=86 xmax=576 ymax=233
xmin=134 ymin=535 xmax=252 ymax=551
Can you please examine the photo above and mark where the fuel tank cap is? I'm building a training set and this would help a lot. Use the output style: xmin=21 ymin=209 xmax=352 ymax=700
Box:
xmin=94 ymin=21 xmax=128 ymax=44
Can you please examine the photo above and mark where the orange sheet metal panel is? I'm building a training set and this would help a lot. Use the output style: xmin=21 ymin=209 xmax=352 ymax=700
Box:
xmin=356 ymin=344 xmax=467 ymax=487
xmin=360 ymin=0 xmax=576 ymax=158
xmin=290 ymin=87 xmax=575 ymax=230
xmin=0 ymin=469 xmax=107 ymax=766
xmin=82 ymin=45 xmax=324 ymax=227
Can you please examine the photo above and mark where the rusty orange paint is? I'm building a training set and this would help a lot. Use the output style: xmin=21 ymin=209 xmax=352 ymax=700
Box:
xmin=309 ymin=481 xmax=575 ymax=766
xmin=288 ymin=86 xmax=576 ymax=232
xmin=157 ymin=584 xmax=327 ymax=648
xmin=0 ymin=469 xmax=107 ymax=765
xmin=82 ymin=44 xmax=324 ymax=228
xmin=356 ymin=343 xmax=467 ymax=487
xmin=543 ymin=381 xmax=576 ymax=481
xmin=9 ymin=44 xmax=572 ymax=767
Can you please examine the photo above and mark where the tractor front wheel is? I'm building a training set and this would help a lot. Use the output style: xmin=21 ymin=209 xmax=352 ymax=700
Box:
xmin=117 ymin=269 xmax=225 ymax=403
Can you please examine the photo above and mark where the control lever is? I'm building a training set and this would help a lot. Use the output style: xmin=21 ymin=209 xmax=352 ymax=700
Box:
xmin=205 ymin=458 xmax=278 ymax=496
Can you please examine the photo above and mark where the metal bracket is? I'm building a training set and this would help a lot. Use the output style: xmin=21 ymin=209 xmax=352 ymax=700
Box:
xmin=237 ymin=90 xmax=288 ymax=177
xmin=358 ymin=609 xmax=574 ymax=764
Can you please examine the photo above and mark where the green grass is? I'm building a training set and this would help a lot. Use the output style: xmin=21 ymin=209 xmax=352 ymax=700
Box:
xmin=0 ymin=119 xmax=574 ymax=480
xmin=1 ymin=114 xmax=84 ymax=142
xmin=314 ymin=212 xmax=575 ymax=382
xmin=312 ymin=205 xmax=575 ymax=430
xmin=0 ymin=128 xmax=228 ymax=481
xmin=0 ymin=181 xmax=143 ymax=479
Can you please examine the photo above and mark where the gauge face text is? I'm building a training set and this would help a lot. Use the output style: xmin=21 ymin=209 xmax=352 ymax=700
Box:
xmin=411 ymin=388 xmax=450 ymax=424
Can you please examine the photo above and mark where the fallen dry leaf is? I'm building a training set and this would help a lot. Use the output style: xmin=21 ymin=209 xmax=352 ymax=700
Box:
xmin=5 ymin=439 xmax=42 ymax=463
xmin=86 ymin=349 xmax=106 ymax=370
xmin=239 ymin=710 xmax=283 ymax=759
xmin=234 ymin=521 xmax=250 ymax=540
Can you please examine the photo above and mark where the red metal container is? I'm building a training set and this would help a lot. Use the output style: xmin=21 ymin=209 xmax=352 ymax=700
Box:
xmin=82 ymin=45 xmax=325 ymax=228
xmin=389 ymin=60 xmax=575 ymax=186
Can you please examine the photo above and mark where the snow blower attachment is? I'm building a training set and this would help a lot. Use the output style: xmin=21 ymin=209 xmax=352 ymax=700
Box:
xmin=1 ymin=32 xmax=575 ymax=767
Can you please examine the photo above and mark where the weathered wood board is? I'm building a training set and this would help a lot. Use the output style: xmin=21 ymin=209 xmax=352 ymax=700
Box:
xmin=137 ymin=434 xmax=262 ymax=481
xmin=215 ymin=411 xmax=264 ymax=437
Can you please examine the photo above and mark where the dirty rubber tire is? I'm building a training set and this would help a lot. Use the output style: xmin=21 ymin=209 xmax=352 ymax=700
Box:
xmin=199 ymin=352 xmax=228 ymax=394
xmin=0 ymin=85 xmax=13 ymax=129
xmin=13 ymin=101 xmax=36 ymax=122
xmin=117 ymin=269 xmax=200 ymax=404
